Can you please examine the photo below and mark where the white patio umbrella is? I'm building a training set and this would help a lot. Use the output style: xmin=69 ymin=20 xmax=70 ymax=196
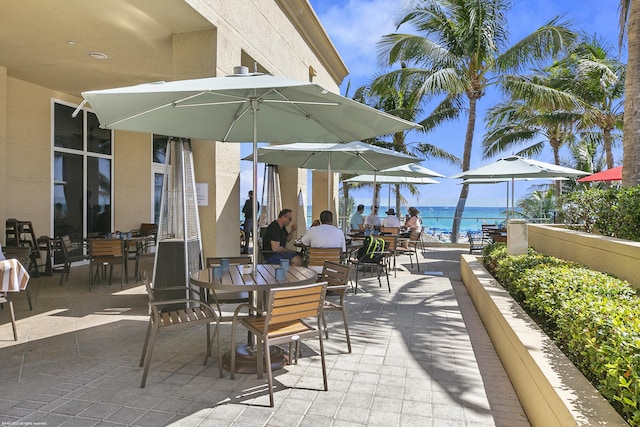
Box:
xmin=372 ymin=163 xmax=445 ymax=178
xmin=452 ymin=156 xmax=588 ymax=218
xmin=243 ymin=141 xmax=420 ymax=209
xmin=79 ymin=68 xmax=421 ymax=269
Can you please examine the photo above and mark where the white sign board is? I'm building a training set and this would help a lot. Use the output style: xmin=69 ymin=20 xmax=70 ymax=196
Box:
xmin=196 ymin=183 xmax=208 ymax=206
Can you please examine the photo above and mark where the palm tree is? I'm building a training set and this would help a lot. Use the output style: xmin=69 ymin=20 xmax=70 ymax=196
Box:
xmin=620 ymin=0 xmax=640 ymax=185
xmin=516 ymin=189 xmax=556 ymax=220
xmin=376 ymin=0 xmax=575 ymax=242
xmin=352 ymin=74 xmax=459 ymax=217
xmin=567 ymin=36 xmax=625 ymax=170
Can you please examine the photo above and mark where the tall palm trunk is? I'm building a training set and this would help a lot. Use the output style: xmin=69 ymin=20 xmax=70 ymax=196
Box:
xmin=623 ymin=0 xmax=640 ymax=185
xmin=451 ymin=96 xmax=478 ymax=243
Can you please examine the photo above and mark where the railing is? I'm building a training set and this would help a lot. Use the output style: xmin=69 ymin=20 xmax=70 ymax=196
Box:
xmin=335 ymin=215 xmax=554 ymax=241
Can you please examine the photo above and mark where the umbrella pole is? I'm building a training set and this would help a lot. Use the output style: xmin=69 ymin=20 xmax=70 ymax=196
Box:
xmin=327 ymin=155 xmax=332 ymax=211
xmin=511 ymin=177 xmax=515 ymax=220
xmin=252 ymin=100 xmax=259 ymax=271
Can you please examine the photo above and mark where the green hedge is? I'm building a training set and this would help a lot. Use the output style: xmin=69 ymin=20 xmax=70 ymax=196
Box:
xmin=559 ymin=186 xmax=640 ymax=241
xmin=483 ymin=243 xmax=640 ymax=425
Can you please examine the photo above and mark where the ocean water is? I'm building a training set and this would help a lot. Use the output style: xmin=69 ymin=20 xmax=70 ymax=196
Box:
xmin=307 ymin=205 xmax=508 ymax=235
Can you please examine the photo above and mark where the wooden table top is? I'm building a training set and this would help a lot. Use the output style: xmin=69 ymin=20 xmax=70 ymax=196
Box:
xmin=190 ymin=264 xmax=318 ymax=292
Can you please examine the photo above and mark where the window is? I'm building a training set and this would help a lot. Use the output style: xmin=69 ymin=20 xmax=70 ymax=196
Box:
xmin=152 ymin=135 xmax=171 ymax=224
xmin=53 ymin=102 xmax=112 ymax=240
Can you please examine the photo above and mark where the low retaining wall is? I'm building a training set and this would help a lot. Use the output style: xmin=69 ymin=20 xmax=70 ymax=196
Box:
xmin=461 ymin=254 xmax=628 ymax=427
xmin=528 ymin=224 xmax=640 ymax=289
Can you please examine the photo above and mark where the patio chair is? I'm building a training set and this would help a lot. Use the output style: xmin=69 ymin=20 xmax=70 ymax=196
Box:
xmin=378 ymin=234 xmax=399 ymax=277
xmin=56 ymin=235 xmax=90 ymax=286
xmin=467 ymin=231 xmax=487 ymax=254
xmin=89 ymin=238 xmax=125 ymax=291
xmin=304 ymin=247 xmax=343 ymax=275
xmin=0 ymin=259 xmax=30 ymax=340
xmin=380 ymin=226 xmax=400 ymax=235
xmin=395 ymin=230 xmax=422 ymax=271
xmin=2 ymin=246 xmax=34 ymax=310
xmin=230 ymin=282 xmax=328 ymax=407
xmin=349 ymin=238 xmax=390 ymax=294
xmin=139 ymin=277 xmax=222 ymax=387
xmin=318 ymin=261 xmax=352 ymax=353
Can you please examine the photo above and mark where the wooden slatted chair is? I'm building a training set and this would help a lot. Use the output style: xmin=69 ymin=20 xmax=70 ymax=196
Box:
xmin=56 ymin=235 xmax=90 ymax=286
xmin=380 ymin=226 xmax=400 ymax=235
xmin=378 ymin=235 xmax=399 ymax=277
xmin=318 ymin=261 xmax=352 ymax=353
xmin=139 ymin=277 xmax=222 ymax=387
xmin=89 ymin=238 xmax=125 ymax=291
xmin=230 ymin=282 xmax=328 ymax=407
xmin=395 ymin=230 xmax=422 ymax=272
xmin=305 ymin=247 xmax=343 ymax=275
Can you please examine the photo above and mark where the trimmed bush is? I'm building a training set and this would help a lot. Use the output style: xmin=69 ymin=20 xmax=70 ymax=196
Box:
xmin=483 ymin=244 xmax=640 ymax=425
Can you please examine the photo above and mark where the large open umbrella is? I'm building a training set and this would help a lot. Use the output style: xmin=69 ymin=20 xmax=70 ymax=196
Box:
xmin=371 ymin=163 xmax=445 ymax=179
xmin=79 ymin=68 xmax=421 ymax=270
xmin=577 ymin=165 xmax=623 ymax=182
xmin=243 ymin=141 xmax=420 ymax=209
xmin=451 ymin=156 xmax=588 ymax=218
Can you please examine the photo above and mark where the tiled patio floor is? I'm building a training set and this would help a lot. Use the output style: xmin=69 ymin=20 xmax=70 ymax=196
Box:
xmin=0 ymin=246 xmax=529 ymax=426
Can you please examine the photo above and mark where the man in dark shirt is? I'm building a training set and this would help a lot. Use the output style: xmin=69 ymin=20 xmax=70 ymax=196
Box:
xmin=262 ymin=208 xmax=303 ymax=265
xmin=241 ymin=190 xmax=259 ymax=254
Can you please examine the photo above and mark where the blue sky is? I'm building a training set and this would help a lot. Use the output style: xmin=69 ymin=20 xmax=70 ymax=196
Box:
xmin=241 ymin=0 xmax=623 ymax=209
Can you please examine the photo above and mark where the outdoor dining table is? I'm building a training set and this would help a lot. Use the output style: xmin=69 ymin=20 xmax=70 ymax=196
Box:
xmin=190 ymin=263 xmax=318 ymax=376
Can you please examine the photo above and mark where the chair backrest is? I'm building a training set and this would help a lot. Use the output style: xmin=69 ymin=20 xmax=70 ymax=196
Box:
xmin=139 ymin=223 xmax=158 ymax=236
xmin=319 ymin=261 xmax=351 ymax=289
xmin=90 ymin=238 xmax=124 ymax=258
xmin=378 ymin=235 xmax=398 ymax=251
xmin=206 ymin=256 xmax=252 ymax=266
xmin=2 ymin=246 xmax=31 ymax=265
xmin=380 ymin=226 xmax=399 ymax=235
xmin=265 ymin=282 xmax=327 ymax=329
xmin=467 ymin=232 xmax=485 ymax=250
xmin=306 ymin=247 xmax=343 ymax=267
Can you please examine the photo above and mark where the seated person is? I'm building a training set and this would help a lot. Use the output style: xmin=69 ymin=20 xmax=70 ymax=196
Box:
xmin=382 ymin=208 xmax=401 ymax=228
xmin=262 ymin=208 xmax=303 ymax=266
xmin=300 ymin=210 xmax=346 ymax=251
xmin=365 ymin=206 xmax=381 ymax=229
xmin=300 ymin=210 xmax=346 ymax=273
xmin=350 ymin=204 xmax=365 ymax=232
xmin=0 ymin=242 xmax=5 ymax=261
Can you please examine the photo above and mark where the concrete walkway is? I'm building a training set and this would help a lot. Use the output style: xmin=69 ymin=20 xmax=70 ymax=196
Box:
xmin=0 ymin=246 xmax=530 ymax=426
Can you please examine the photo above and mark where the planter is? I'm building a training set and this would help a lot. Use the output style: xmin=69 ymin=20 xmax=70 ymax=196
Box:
xmin=460 ymin=254 xmax=628 ymax=427
xmin=528 ymin=224 xmax=640 ymax=289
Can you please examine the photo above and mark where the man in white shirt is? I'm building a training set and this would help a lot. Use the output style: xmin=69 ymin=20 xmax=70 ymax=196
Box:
xmin=364 ymin=206 xmax=381 ymax=228
xmin=382 ymin=208 xmax=401 ymax=228
xmin=300 ymin=210 xmax=346 ymax=251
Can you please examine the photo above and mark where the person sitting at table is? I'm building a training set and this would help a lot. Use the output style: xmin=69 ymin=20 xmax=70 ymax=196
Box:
xmin=405 ymin=207 xmax=422 ymax=232
xmin=0 ymin=242 xmax=6 ymax=261
xmin=365 ymin=205 xmax=381 ymax=229
xmin=300 ymin=210 xmax=346 ymax=251
xmin=262 ymin=208 xmax=303 ymax=266
xmin=350 ymin=204 xmax=365 ymax=232
xmin=382 ymin=208 xmax=401 ymax=228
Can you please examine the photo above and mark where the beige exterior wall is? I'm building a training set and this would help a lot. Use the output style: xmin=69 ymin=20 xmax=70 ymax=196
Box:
xmin=1 ymin=1 xmax=347 ymax=260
